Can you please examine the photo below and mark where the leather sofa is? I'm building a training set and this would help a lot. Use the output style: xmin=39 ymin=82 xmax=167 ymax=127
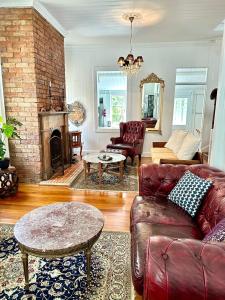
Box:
xmin=130 ymin=163 xmax=225 ymax=299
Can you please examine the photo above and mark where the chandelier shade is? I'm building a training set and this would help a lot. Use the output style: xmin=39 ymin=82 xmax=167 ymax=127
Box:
xmin=117 ymin=15 xmax=144 ymax=75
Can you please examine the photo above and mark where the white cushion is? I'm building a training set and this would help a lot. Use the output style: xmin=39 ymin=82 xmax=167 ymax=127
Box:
xmin=165 ymin=130 xmax=187 ymax=154
xmin=177 ymin=133 xmax=200 ymax=160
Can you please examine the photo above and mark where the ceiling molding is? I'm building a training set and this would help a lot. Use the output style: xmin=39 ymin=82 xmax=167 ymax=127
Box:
xmin=0 ymin=0 xmax=67 ymax=36
xmin=65 ymin=39 xmax=222 ymax=49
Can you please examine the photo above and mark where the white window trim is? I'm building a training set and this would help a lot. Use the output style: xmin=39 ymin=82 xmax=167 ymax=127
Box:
xmin=0 ymin=59 xmax=9 ymax=157
xmin=94 ymin=66 xmax=128 ymax=133
xmin=172 ymin=67 xmax=208 ymax=131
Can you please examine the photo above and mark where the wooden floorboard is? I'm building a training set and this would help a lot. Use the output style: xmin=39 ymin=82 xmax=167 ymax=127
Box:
xmin=0 ymin=185 xmax=137 ymax=232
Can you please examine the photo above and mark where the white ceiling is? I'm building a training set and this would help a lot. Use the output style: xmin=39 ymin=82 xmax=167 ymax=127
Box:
xmin=40 ymin=0 xmax=225 ymax=45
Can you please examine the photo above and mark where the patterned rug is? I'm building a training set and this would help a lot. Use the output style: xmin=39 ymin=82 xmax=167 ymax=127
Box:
xmin=72 ymin=164 xmax=138 ymax=192
xmin=39 ymin=161 xmax=83 ymax=187
xmin=0 ymin=225 xmax=132 ymax=300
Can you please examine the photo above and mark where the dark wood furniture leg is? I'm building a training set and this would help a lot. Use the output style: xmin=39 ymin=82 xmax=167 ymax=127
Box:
xmin=98 ymin=162 xmax=103 ymax=184
xmin=80 ymin=144 xmax=83 ymax=159
xmin=119 ymin=161 xmax=124 ymax=181
xmin=22 ymin=252 xmax=29 ymax=290
xmin=86 ymin=247 xmax=92 ymax=282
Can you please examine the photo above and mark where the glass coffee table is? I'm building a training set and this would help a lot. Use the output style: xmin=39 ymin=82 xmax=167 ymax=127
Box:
xmin=83 ymin=153 xmax=126 ymax=184
xmin=14 ymin=202 xmax=104 ymax=290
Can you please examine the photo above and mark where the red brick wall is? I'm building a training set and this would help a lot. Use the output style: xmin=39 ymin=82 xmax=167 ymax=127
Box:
xmin=0 ymin=8 xmax=65 ymax=183
xmin=33 ymin=10 xmax=65 ymax=112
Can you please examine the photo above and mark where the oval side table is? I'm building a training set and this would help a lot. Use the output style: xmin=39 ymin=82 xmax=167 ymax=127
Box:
xmin=14 ymin=202 xmax=104 ymax=290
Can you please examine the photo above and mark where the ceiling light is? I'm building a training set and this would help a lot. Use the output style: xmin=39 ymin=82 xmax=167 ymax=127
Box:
xmin=117 ymin=14 xmax=144 ymax=75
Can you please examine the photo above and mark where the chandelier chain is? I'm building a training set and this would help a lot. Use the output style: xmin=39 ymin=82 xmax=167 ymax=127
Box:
xmin=130 ymin=17 xmax=133 ymax=54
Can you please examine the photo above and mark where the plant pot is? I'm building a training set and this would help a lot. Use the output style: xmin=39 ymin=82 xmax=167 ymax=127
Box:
xmin=0 ymin=158 xmax=10 ymax=169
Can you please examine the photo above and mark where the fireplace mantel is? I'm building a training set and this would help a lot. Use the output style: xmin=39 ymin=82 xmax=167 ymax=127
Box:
xmin=38 ymin=111 xmax=70 ymax=116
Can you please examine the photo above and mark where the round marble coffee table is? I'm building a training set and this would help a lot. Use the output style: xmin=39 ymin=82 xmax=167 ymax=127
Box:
xmin=83 ymin=153 xmax=126 ymax=184
xmin=14 ymin=202 xmax=104 ymax=290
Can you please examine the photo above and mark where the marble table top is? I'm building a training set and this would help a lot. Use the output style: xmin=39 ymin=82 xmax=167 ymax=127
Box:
xmin=83 ymin=153 xmax=126 ymax=164
xmin=14 ymin=202 xmax=104 ymax=253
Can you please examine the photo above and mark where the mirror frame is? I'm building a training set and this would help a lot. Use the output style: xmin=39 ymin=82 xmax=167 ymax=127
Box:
xmin=67 ymin=101 xmax=86 ymax=127
xmin=140 ymin=73 xmax=165 ymax=133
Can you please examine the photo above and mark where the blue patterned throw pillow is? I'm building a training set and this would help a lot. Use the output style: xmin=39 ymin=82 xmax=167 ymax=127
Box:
xmin=168 ymin=171 xmax=212 ymax=217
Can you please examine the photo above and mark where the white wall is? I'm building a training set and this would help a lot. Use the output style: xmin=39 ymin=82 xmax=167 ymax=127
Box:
xmin=0 ymin=59 xmax=9 ymax=157
xmin=210 ymin=25 xmax=225 ymax=171
xmin=65 ymin=41 xmax=221 ymax=156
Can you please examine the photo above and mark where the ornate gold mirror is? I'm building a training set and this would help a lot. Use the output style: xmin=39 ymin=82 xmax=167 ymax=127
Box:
xmin=140 ymin=73 xmax=165 ymax=132
xmin=67 ymin=101 xmax=86 ymax=126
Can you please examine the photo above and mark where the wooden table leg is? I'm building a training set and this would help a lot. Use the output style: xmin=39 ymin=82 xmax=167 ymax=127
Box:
xmin=80 ymin=144 xmax=83 ymax=159
xmin=119 ymin=160 xmax=124 ymax=181
xmin=22 ymin=252 xmax=29 ymax=290
xmin=86 ymin=247 xmax=92 ymax=283
xmin=98 ymin=162 xmax=103 ymax=184
xmin=84 ymin=160 xmax=87 ymax=179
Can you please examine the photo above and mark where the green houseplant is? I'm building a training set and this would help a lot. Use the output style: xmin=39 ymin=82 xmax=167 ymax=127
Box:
xmin=0 ymin=116 xmax=22 ymax=169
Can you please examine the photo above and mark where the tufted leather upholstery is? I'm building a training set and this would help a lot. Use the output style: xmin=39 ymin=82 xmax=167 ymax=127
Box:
xmin=131 ymin=163 xmax=225 ymax=298
xmin=144 ymin=237 xmax=225 ymax=300
xmin=107 ymin=121 xmax=146 ymax=164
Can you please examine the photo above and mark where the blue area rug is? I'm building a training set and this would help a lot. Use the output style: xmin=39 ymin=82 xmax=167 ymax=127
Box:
xmin=0 ymin=225 xmax=131 ymax=300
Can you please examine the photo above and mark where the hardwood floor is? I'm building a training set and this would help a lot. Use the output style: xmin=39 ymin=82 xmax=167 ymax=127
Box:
xmin=0 ymin=184 xmax=137 ymax=232
xmin=0 ymin=157 xmax=151 ymax=300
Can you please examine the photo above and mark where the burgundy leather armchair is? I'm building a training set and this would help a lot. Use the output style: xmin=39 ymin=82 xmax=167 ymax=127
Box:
xmin=130 ymin=163 xmax=225 ymax=299
xmin=107 ymin=121 xmax=146 ymax=164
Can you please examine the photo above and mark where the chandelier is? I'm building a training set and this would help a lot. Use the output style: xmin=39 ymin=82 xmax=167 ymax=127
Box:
xmin=117 ymin=14 xmax=144 ymax=75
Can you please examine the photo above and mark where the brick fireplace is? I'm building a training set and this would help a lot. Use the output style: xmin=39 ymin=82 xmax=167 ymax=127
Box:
xmin=0 ymin=7 xmax=67 ymax=182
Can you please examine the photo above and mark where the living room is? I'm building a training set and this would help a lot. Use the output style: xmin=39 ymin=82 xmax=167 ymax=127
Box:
xmin=1 ymin=0 xmax=225 ymax=299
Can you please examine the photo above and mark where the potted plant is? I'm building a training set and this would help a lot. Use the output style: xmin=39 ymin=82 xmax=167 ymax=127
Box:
xmin=0 ymin=116 xmax=22 ymax=169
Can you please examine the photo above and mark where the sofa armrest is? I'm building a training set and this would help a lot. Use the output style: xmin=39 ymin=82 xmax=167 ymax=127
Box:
xmin=110 ymin=137 xmax=122 ymax=144
xmin=159 ymin=158 xmax=201 ymax=165
xmin=139 ymin=164 xmax=187 ymax=197
xmin=152 ymin=142 xmax=167 ymax=148
xmin=144 ymin=236 xmax=225 ymax=300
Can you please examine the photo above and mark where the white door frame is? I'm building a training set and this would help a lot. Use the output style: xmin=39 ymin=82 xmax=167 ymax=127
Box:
xmin=0 ymin=59 xmax=9 ymax=157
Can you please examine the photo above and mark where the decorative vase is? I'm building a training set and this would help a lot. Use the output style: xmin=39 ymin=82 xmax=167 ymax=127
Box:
xmin=0 ymin=157 xmax=10 ymax=169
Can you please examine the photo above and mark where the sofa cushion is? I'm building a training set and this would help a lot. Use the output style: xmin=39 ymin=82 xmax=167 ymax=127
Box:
xmin=151 ymin=147 xmax=178 ymax=164
xmin=107 ymin=143 xmax=136 ymax=156
xmin=131 ymin=196 xmax=199 ymax=228
xmin=165 ymin=130 xmax=187 ymax=154
xmin=168 ymin=171 xmax=212 ymax=217
xmin=131 ymin=221 xmax=202 ymax=295
xmin=151 ymin=147 xmax=174 ymax=154
xmin=203 ymin=218 xmax=225 ymax=242
xmin=177 ymin=132 xmax=200 ymax=160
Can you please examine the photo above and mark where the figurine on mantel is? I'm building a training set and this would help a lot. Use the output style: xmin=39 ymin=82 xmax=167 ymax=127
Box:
xmin=40 ymin=81 xmax=65 ymax=112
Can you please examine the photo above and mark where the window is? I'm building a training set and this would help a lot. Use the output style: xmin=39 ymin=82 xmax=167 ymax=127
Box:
xmin=173 ymin=98 xmax=188 ymax=126
xmin=97 ymin=71 xmax=127 ymax=129
xmin=172 ymin=68 xmax=208 ymax=133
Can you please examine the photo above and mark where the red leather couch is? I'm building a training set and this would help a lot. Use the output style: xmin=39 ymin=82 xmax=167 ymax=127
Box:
xmin=130 ymin=163 xmax=225 ymax=300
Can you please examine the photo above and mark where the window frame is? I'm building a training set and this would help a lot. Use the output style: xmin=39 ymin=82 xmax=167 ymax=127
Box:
xmin=172 ymin=67 xmax=208 ymax=130
xmin=94 ymin=67 xmax=128 ymax=133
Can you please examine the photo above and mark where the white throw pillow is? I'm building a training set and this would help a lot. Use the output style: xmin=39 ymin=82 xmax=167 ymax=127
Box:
xmin=177 ymin=133 xmax=200 ymax=160
xmin=165 ymin=130 xmax=187 ymax=154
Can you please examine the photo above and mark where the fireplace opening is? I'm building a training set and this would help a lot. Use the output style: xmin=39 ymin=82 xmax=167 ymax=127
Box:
xmin=50 ymin=129 xmax=64 ymax=175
